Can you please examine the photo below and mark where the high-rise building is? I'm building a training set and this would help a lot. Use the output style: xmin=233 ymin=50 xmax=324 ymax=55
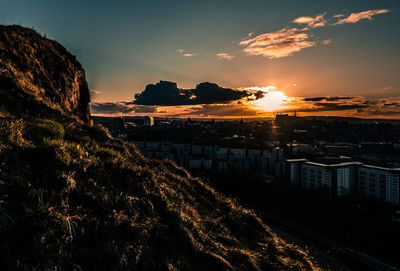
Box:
xmin=286 ymin=159 xmax=307 ymax=186
xmin=359 ymin=165 xmax=400 ymax=205
xmin=286 ymin=159 xmax=361 ymax=199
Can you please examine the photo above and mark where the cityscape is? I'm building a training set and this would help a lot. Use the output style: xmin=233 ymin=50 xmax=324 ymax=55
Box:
xmin=1 ymin=0 xmax=400 ymax=270
xmin=96 ymin=115 xmax=400 ymax=207
xmin=94 ymin=114 xmax=400 ymax=267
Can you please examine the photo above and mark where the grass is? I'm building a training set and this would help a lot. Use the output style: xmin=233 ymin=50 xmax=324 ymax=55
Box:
xmin=0 ymin=24 xmax=319 ymax=271
xmin=0 ymin=115 xmax=319 ymax=270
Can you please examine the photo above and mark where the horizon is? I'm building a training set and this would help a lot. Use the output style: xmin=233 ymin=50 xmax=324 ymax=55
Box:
xmin=2 ymin=4 xmax=400 ymax=270
xmin=1 ymin=0 xmax=399 ymax=119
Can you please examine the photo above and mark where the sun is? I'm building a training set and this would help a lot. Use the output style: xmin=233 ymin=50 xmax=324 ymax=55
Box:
xmin=246 ymin=86 xmax=288 ymax=112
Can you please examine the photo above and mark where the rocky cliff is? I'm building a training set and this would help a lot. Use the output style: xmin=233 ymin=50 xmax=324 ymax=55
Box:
xmin=0 ymin=25 xmax=91 ymax=123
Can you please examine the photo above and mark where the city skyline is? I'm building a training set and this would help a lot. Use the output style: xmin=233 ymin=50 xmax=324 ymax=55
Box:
xmin=1 ymin=0 xmax=399 ymax=118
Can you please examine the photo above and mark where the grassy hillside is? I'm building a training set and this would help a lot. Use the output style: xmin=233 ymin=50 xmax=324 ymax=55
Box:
xmin=0 ymin=112 xmax=316 ymax=270
xmin=0 ymin=24 xmax=317 ymax=270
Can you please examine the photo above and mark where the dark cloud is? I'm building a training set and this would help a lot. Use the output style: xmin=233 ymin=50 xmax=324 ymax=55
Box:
xmin=358 ymin=109 xmax=400 ymax=116
xmin=132 ymin=105 xmax=159 ymax=113
xmin=303 ymin=96 xmax=354 ymax=102
xmin=295 ymin=96 xmax=400 ymax=117
xmin=313 ymin=102 xmax=368 ymax=111
xmin=384 ymin=102 xmax=400 ymax=107
xmin=185 ymin=104 xmax=259 ymax=117
xmin=290 ymin=100 xmax=371 ymax=113
xmin=362 ymin=100 xmax=378 ymax=105
xmin=251 ymin=90 xmax=265 ymax=100
xmin=133 ymin=81 xmax=254 ymax=106
xmin=303 ymin=97 xmax=325 ymax=102
xmin=90 ymin=102 xmax=157 ymax=115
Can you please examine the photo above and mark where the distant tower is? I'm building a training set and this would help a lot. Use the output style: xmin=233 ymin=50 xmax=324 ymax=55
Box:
xmin=294 ymin=110 xmax=297 ymax=117
xmin=144 ymin=116 xmax=154 ymax=126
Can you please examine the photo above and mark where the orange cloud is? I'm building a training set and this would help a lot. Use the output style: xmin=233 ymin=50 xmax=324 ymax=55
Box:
xmin=322 ymin=39 xmax=332 ymax=45
xmin=177 ymin=49 xmax=196 ymax=57
xmin=90 ymin=89 xmax=102 ymax=94
xmin=292 ymin=13 xmax=327 ymax=28
xmin=239 ymin=28 xmax=317 ymax=59
xmin=238 ymin=9 xmax=391 ymax=59
xmin=216 ymin=53 xmax=235 ymax=60
xmin=334 ymin=9 xmax=391 ymax=25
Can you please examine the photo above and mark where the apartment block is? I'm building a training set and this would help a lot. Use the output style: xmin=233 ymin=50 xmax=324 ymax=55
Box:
xmin=359 ymin=165 xmax=400 ymax=205
xmin=286 ymin=159 xmax=362 ymax=199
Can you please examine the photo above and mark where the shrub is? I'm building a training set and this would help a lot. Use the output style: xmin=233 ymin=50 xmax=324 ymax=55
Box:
xmin=87 ymin=124 xmax=111 ymax=142
xmin=30 ymin=119 xmax=65 ymax=142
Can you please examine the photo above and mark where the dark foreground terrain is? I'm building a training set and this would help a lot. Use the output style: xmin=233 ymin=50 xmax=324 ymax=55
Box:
xmin=0 ymin=25 xmax=317 ymax=270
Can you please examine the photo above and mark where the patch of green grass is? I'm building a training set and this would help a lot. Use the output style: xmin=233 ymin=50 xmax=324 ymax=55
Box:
xmin=31 ymin=119 xmax=65 ymax=141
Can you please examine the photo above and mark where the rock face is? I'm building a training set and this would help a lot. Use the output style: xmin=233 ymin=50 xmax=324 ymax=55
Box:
xmin=0 ymin=25 xmax=91 ymax=123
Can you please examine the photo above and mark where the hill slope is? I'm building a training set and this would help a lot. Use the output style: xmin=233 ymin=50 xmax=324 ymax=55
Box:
xmin=0 ymin=25 xmax=316 ymax=270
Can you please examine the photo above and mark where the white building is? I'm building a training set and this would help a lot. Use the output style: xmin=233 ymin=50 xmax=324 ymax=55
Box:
xmin=202 ymin=159 xmax=212 ymax=170
xmin=359 ymin=165 xmax=400 ymax=205
xmin=248 ymin=149 xmax=261 ymax=168
xmin=230 ymin=148 xmax=246 ymax=160
xmin=286 ymin=159 xmax=307 ymax=186
xmin=192 ymin=145 xmax=204 ymax=155
xmin=287 ymin=159 xmax=361 ymax=199
xmin=216 ymin=147 xmax=229 ymax=160
xmin=248 ymin=149 xmax=261 ymax=159
xmin=256 ymin=157 xmax=268 ymax=171
xmin=262 ymin=149 xmax=271 ymax=159
xmin=189 ymin=159 xmax=202 ymax=169
xmin=144 ymin=141 xmax=160 ymax=151
xmin=272 ymin=147 xmax=283 ymax=161
xmin=292 ymin=145 xmax=315 ymax=155
xmin=218 ymin=161 xmax=229 ymax=171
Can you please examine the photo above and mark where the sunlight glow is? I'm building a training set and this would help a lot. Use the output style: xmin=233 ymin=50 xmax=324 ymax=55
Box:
xmin=245 ymin=86 xmax=288 ymax=112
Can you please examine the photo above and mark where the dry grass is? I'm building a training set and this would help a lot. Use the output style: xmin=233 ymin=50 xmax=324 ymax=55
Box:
xmin=0 ymin=116 xmax=319 ymax=270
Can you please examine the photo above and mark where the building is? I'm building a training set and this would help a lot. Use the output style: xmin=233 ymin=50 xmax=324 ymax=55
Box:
xmin=286 ymin=158 xmax=400 ymax=204
xmin=144 ymin=116 xmax=154 ymax=126
xmin=286 ymin=159 xmax=362 ymax=199
xmin=248 ymin=149 xmax=260 ymax=169
xmin=272 ymin=147 xmax=283 ymax=161
xmin=230 ymin=148 xmax=246 ymax=160
xmin=291 ymin=144 xmax=315 ymax=155
xmin=189 ymin=159 xmax=202 ymax=169
xmin=216 ymin=147 xmax=229 ymax=160
xmin=143 ymin=141 xmax=160 ymax=151
xmin=192 ymin=145 xmax=204 ymax=155
xmin=359 ymin=165 xmax=400 ymax=205
xmin=286 ymin=159 xmax=307 ymax=186
xmin=302 ymin=161 xmax=361 ymax=199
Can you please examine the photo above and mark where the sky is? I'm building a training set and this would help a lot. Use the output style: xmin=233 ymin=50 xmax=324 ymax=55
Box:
xmin=1 ymin=0 xmax=399 ymax=118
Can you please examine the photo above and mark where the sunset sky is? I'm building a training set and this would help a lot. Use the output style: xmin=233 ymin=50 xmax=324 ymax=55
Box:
xmin=1 ymin=0 xmax=399 ymax=118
